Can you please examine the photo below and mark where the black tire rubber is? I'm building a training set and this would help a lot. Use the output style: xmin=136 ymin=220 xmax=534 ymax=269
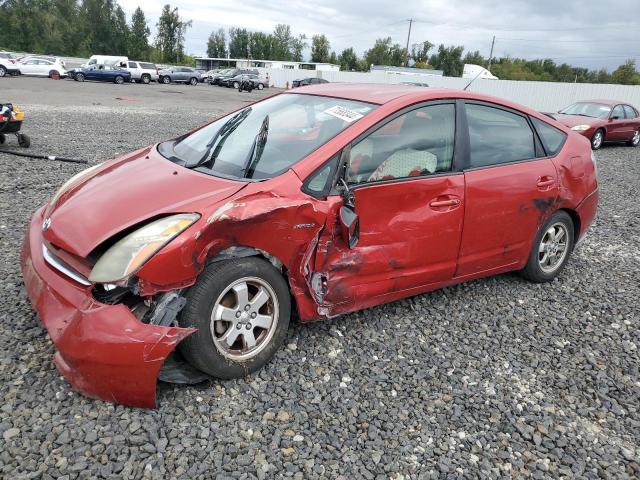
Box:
xmin=258 ymin=83 xmax=264 ymax=90
xmin=75 ymin=73 xmax=85 ymax=82
xmin=627 ymin=129 xmax=640 ymax=147
xmin=591 ymin=129 xmax=604 ymax=150
xmin=49 ymin=70 xmax=59 ymax=79
xmin=0 ymin=134 xmax=5 ymax=144
xmin=162 ymin=76 xmax=170 ymax=84
xmin=520 ymin=210 xmax=574 ymax=283
xmin=178 ymin=257 xmax=291 ymax=378
xmin=18 ymin=133 xmax=31 ymax=148
xmin=141 ymin=75 xmax=150 ymax=84
xmin=189 ymin=77 xmax=198 ymax=85
xmin=0 ymin=66 xmax=6 ymax=77
xmin=233 ymin=81 xmax=240 ymax=89
xmin=114 ymin=75 xmax=124 ymax=84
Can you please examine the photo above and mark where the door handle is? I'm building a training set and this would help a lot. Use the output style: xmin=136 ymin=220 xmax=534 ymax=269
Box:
xmin=429 ymin=197 xmax=461 ymax=208
xmin=537 ymin=177 xmax=555 ymax=189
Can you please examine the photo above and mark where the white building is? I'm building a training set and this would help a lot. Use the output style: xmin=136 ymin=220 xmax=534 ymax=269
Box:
xmin=195 ymin=57 xmax=340 ymax=72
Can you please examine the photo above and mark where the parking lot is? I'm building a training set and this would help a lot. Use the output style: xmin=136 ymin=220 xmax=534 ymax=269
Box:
xmin=1 ymin=77 xmax=639 ymax=478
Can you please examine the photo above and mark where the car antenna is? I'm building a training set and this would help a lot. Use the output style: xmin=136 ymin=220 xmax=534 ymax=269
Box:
xmin=463 ymin=68 xmax=486 ymax=91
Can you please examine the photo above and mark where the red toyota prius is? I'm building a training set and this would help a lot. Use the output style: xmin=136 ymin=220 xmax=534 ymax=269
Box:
xmin=21 ymin=85 xmax=599 ymax=407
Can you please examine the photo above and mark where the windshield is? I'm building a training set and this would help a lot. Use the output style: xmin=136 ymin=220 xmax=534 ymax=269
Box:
xmin=159 ymin=93 xmax=377 ymax=180
xmin=559 ymin=102 xmax=611 ymax=119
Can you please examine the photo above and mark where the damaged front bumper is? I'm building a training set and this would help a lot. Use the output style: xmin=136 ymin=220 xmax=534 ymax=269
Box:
xmin=20 ymin=206 xmax=196 ymax=408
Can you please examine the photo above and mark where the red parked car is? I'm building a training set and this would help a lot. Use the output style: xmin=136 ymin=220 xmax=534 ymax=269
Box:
xmin=551 ymin=100 xmax=640 ymax=150
xmin=21 ymin=85 xmax=599 ymax=407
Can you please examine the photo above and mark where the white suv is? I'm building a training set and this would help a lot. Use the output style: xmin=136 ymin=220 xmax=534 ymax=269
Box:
xmin=124 ymin=61 xmax=159 ymax=84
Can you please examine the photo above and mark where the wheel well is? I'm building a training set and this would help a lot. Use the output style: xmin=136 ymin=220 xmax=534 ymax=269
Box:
xmin=208 ymin=246 xmax=285 ymax=273
xmin=560 ymin=208 xmax=581 ymax=244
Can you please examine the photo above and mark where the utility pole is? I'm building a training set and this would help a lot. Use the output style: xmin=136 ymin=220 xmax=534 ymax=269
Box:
xmin=403 ymin=18 xmax=413 ymax=67
xmin=487 ymin=35 xmax=495 ymax=71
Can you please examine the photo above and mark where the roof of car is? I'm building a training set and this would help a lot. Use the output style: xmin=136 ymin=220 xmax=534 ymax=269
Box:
xmin=580 ymin=99 xmax=626 ymax=106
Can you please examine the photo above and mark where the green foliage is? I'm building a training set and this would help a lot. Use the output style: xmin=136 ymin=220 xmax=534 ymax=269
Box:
xmin=611 ymin=59 xmax=640 ymax=85
xmin=364 ymin=37 xmax=405 ymax=68
xmin=155 ymin=4 xmax=191 ymax=64
xmin=429 ymin=44 xmax=465 ymax=77
xmin=338 ymin=47 xmax=359 ymax=71
xmin=128 ymin=7 xmax=150 ymax=60
xmin=206 ymin=28 xmax=226 ymax=58
xmin=311 ymin=34 xmax=330 ymax=63
xmin=411 ymin=41 xmax=433 ymax=64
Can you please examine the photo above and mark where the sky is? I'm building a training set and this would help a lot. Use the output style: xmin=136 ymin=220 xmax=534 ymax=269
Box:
xmin=120 ymin=0 xmax=640 ymax=71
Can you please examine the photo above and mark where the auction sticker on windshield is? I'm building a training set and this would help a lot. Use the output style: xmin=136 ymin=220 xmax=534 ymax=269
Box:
xmin=324 ymin=105 xmax=364 ymax=123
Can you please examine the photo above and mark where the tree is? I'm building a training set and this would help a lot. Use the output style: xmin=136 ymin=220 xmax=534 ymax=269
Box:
xmin=271 ymin=24 xmax=292 ymax=60
xmin=411 ymin=41 xmax=433 ymax=65
xmin=128 ymin=7 xmax=150 ymax=60
xmin=429 ymin=44 xmax=464 ymax=77
xmin=155 ymin=4 xmax=192 ymax=63
xmin=611 ymin=59 xmax=639 ymax=85
xmin=338 ymin=47 xmax=359 ymax=71
xmin=462 ymin=50 xmax=486 ymax=67
xmin=311 ymin=34 xmax=330 ymax=63
xmin=249 ymin=31 xmax=273 ymax=59
xmin=206 ymin=28 xmax=226 ymax=58
xmin=290 ymin=34 xmax=307 ymax=62
xmin=328 ymin=51 xmax=338 ymax=65
xmin=228 ymin=27 xmax=250 ymax=58
xmin=364 ymin=37 xmax=404 ymax=67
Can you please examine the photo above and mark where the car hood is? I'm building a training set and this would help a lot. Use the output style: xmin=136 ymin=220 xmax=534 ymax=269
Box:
xmin=551 ymin=113 xmax=602 ymax=128
xmin=43 ymin=146 xmax=245 ymax=257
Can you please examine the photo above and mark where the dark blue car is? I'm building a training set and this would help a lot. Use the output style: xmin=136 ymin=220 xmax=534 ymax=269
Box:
xmin=73 ymin=64 xmax=131 ymax=84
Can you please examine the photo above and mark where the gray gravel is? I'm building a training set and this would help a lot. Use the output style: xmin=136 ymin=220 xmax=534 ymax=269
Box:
xmin=1 ymin=78 xmax=639 ymax=479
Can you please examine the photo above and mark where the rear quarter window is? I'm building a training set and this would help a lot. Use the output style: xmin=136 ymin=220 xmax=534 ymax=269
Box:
xmin=140 ymin=63 xmax=155 ymax=69
xmin=531 ymin=117 xmax=567 ymax=156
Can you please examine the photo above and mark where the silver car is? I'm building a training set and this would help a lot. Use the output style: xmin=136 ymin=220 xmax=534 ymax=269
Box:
xmin=158 ymin=67 xmax=201 ymax=85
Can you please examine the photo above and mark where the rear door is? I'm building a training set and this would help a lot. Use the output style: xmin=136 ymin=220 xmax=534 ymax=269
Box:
xmin=623 ymin=105 xmax=639 ymax=140
xmin=456 ymin=101 xmax=559 ymax=277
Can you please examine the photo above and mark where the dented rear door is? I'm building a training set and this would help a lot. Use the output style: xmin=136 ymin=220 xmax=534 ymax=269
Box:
xmin=455 ymin=101 xmax=559 ymax=277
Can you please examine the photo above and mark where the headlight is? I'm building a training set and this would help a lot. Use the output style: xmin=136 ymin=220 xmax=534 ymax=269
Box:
xmin=47 ymin=163 xmax=103 ymax=214
xmin=89 ymin=213 xmax=200 ymax=283
xmin=571 ymin=124 xmax=591 ymax=131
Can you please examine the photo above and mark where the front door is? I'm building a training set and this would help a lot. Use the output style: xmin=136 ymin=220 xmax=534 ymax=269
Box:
xmin=456 ymin=102 xmax=559 ymax=277
xmin=314 ymin=102 xmax=465 ymax=312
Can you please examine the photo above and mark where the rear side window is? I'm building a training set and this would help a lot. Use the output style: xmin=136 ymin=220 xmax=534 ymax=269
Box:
xmin=531 ymin=117 xmax=566 ymax=156
xmin=465 ymin=103 xmax=535 ymax=168
xmin=128 ymin=62 xmax=137 ymax=68
xmin=140 ymin=63 xmax=155 ymax=69
xmin=623 ymin=105 xmax=638 ymax=119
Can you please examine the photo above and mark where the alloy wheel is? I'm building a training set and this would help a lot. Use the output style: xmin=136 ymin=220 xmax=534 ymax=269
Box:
xmin=210 ymin=277 xmax=279 ymax=361
xmin=632 ymin=130 xmax=640 ymax=146
xmin=592 ymin=131 xmax=603 ymax=149
xmin=538 ymin=223 xmax=569 ymax=273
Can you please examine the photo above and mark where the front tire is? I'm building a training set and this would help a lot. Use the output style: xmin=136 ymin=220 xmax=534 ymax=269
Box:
xmin=189 ymin=77 xmax=198 ymax=86
xmin=179 ymin=258 xmax=291 ymax=378
xmin=141 ymin=74 xmax=150 ymax=84
xmin=627 ymin=129 xmax=640 ymax=147
xmin=114 ymin=75 xmax=124 ymax=84
xmin=591 ymin=129 xmax=604 ymax=150
xmin=0 ymin=66 xmax=6 ymax=77
xmin=75 ymin=73 xmax=85 ymax=82
xmin=520 ymin=211 xmax=574 ymax=283
xmin=161 ymin=76 xmax=170 ymax=84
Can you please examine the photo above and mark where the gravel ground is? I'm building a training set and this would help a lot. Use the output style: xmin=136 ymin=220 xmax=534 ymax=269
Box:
xmin=0 ymin=79 xmax=639 ymax=479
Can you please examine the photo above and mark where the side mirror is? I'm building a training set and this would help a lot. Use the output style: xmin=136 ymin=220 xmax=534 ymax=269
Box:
xmin=339 ymin=206 xmax=359 ymax=249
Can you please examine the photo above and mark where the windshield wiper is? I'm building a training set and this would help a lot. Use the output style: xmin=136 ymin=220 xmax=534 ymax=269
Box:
xmin=185 ymin=108 xmax=252 ymax=170
xmin=241 ymin=115 xmax=270 ymax=179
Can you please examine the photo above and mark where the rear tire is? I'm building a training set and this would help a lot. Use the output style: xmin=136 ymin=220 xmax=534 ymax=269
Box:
xmin=179 ymin=258 xmax=291 ymax=379
xmin=520 ymin=210 xmax=574 ymax=283
xmin=0 ymin=134 xmax=5 ymax=144
xmin=627 ymin=129 xmax=640 ymax=147
xmin=258 ymin=83 xmax=264 ymax=90
xmin=591 ymin=129 xmax=604 ymax=150
xmin=141 ymin=74 xmax=150 ymax=85
xmin=189 ymin=77 xmax=198 ymax=86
